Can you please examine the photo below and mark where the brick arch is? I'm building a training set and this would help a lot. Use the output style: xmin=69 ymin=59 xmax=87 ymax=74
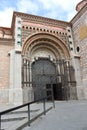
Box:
xmin=22 ymin=32 xmax=70 ymax=59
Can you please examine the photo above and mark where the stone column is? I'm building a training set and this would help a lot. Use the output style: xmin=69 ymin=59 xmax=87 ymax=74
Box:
xmin=14 ymin=51 xmax=23 ymax=105
xmin=71 ymin=55 xmax=84 ymax=99
xmin=9 ymin=50 xmax=23 ymax=105
xmin=9 ymin=49 xmax=15 ymax=104
xmin=23 ymin=59 xmax=34 ymax=103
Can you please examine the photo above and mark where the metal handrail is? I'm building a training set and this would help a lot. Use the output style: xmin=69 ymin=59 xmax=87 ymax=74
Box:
xmin=0 ymin=96 xmax=53 ymax=130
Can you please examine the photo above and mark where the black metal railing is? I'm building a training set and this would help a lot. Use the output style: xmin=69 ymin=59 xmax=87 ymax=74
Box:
xmin=0 ymin=96 xmax=54 ymax=130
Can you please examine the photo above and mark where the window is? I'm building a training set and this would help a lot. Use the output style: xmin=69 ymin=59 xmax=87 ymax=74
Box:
xmin=17 ymin=41 xmax=21 ymax=45
xmin=22 ymin=26 xmax=25 ymax=29
xmin=18 ymin=21 xmax=21 ymax=24
xmin=26 ymin=26 xmax=28 ymax=29
xmin=70 ymin=48 xmax=73 ymax=51
xmin=17 ymin=34 xmax=21 ymax=37
xmin=69 ymin=35 xmax=71 ymax=38
xmin=68 ymin=29 xmax=70 ymax=32
xmin=69 ymin=41 xmax=72 ymax=44
xmin=77 ymin=46 xmax=80 ymax=52
xmin=18 ymin=27 xmax=21 ymax=30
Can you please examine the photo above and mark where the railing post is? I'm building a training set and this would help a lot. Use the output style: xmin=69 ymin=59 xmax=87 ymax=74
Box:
xmin=43 ymin=98 xmax=46 ymax=115
xmin=28 ymin=104 xmax=30 ymax=126
xmin=0 ymin=115 xmax=1 ymax=130
xmin=50 ymin=76 xmax=55 ymax=108
xmin=51 ymin=84 xmax=55 ymax=108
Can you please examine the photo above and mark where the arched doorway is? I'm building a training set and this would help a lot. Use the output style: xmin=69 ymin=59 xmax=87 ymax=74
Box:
xmin=32 ymin=58 xmax=57 ymax=100
xmin=31 ymin=58 xmax=69 ymax=101
xmin=22 ymin=32 xmax=77 ymax=102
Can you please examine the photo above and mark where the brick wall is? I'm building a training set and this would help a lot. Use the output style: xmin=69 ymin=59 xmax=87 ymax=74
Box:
xmin=0 ymin=42 xmax=14 ymax=104
xmin=72 ymin=10 xmax=87 ymax=80
xmin=0 ymin=44 xmax=14 ymax=88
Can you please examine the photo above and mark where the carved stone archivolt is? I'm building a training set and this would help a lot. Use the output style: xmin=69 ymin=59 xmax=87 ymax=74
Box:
xmin=22 ymin=32 xmax=70 ymax=60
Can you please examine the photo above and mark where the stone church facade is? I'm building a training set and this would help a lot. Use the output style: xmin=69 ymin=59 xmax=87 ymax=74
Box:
xmin=0 ymin=0 xmax=87 ymax=104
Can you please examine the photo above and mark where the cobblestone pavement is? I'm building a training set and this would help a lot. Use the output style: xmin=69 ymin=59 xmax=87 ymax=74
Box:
xmin=23 ymin=100 xmax=87 ymax=130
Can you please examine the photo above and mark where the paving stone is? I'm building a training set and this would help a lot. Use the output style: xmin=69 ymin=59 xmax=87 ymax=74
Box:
xmin=23 ymin=100 xmax=87 ymax=130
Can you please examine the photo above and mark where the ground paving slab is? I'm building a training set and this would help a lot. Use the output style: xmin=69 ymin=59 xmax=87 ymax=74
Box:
xmin=0 ymin=102 xmax=52 ymax=130
xmin=23 ymin=100 xmax=87 ymax=130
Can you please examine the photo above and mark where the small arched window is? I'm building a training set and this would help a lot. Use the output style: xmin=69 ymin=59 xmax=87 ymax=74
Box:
xmin=77 ymin=46 xmax=80 ymax=52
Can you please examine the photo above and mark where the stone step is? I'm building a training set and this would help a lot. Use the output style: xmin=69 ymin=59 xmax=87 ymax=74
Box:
xmin=4 ymin=109 xmax=40 ymax=114
xmin=0 ymin=102 xmax=53 ymax=130
xmin=8 ymin=106 xmax=53 ymax=130
xmin=1 ymin=109 xmax=40 ymax=122
xmin=1 ymin=117 xmax=26 ymax=122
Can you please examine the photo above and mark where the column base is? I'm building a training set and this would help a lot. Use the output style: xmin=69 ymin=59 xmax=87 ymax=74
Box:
xmin=23 ymin=87 xmax=34 ymax=103
xmin=77 ymin=86 xmax=85 ymax=100
xmin=0 ymin=89 xmax=9 ymax=104
xmin=83 ymin=78 xmax=87 ymax=99
xmin=9 ymin=88 xmax=23 ymax=105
